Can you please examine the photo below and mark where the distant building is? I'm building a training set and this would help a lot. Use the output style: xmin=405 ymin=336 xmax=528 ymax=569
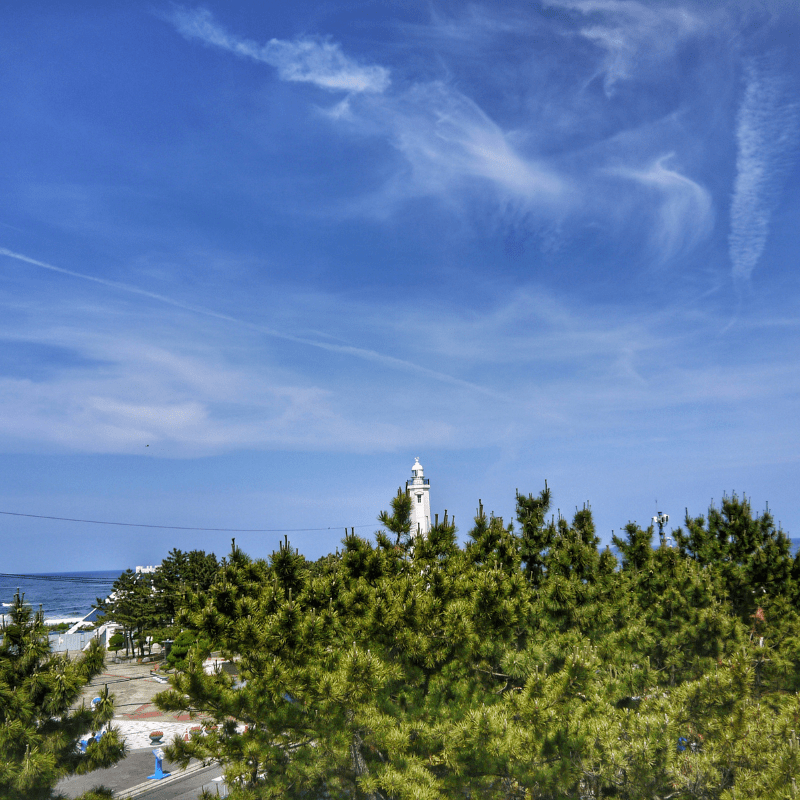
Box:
xmin=406 ymin=457 xmax=431 ymax=537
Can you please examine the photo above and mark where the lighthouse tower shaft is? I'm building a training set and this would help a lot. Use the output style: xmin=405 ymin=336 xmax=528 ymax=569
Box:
xmin=406 ymin=458 xmax=431 ymax=537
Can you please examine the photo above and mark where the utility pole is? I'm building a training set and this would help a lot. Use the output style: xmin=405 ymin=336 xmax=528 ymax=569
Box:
xmin=652 ymin=510 xmax=670 ymax=546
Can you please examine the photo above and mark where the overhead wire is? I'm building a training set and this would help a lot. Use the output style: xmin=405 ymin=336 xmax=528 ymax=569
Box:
xmin=0 ymin=572 xmax=116 ymax=585
xmin=0 ymin=509 xmax=375 ymax=533
xmin=0 ymin=511 xmax=380 ymax=589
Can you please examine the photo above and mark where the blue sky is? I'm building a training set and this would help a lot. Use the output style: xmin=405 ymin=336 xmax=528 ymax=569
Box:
xmin=1 ymin=1 xmax=799 ymax=572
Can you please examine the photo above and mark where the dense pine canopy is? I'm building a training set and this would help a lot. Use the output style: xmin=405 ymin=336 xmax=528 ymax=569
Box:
xmin=0 ymin=593 xmax=125 ymax=799
xmin=97 ymin=548 xmax=219 ymax=658
xmin=152 ymin=488 xmax=800 ymax=799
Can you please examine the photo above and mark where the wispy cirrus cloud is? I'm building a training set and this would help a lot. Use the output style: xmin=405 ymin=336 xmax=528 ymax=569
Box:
xmin=544 ymin=0 xmax=708 ymax=94
xmin=0 ymin=247 xmax=497 ymax=397
xmin=164 ymin=3 xmax=730 ymax=274
xmin=2 ymin=255 xmax=799 ymax=462
xmin=170 ymin=7 xmax=390 ymax=93
xmin=376 ymin=82 xmax=566 ymax=204
xmin=0 ymin=341 xmax=407 ymax=456
xmin=610 ymin=154 xmax=713 ymax=264
xmin=169 ymin=8 xmax=565 ymax=210
xmin=729 ymin=56 xmax=799 ymax=281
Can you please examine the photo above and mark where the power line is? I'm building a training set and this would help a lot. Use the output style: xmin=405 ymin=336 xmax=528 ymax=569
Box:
xmin=0 ymin=572 xmax=116 ymax=585
xmin=0 ymin=509 xmax=374 ymax=533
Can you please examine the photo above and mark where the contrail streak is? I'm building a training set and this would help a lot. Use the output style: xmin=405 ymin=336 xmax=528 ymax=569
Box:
xmin=0 ymin=247 xmax=501 ymax=397
xmin=729 ymin=57 xmax=799 ymax=281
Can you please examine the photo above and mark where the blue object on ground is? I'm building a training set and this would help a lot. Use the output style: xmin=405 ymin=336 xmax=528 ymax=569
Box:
xmin=147 ymin=748 xmax=171 ymax=780
xmin=80 ymin=731 xmax=103 ymax=752
xmin=677 ymin=737 xmax=688 ymax=752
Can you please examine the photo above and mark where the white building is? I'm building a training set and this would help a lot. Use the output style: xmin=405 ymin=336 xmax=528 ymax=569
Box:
xmin=406 ymin=457 xmax=431 ymax=537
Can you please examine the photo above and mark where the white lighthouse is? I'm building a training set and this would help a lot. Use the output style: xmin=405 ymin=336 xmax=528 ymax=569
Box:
xmin=406 ymin=457 xmax=431 ymax=537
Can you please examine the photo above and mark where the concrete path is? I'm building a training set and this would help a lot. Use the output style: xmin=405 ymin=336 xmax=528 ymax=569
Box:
xmin=111 ymin=719 xmax=200 ymax=750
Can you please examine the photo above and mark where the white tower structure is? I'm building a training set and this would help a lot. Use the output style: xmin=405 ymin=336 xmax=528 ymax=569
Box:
xmin=406 ymin=457 xmax=431 ymax=537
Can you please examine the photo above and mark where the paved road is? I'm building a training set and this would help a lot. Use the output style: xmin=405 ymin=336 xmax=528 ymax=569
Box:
xmin=56 ymin=751 xmax=226 ymax=799
xmin=124 ymin=764 xmax=227 ymax=800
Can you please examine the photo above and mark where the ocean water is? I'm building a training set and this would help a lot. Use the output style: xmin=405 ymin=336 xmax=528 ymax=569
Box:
xmin=0 ymin=570 xmax=120 ymax=625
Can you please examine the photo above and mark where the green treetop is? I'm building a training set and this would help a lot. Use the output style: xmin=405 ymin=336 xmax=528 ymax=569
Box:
xmin=675 ymin=493 xmax=795 ymax=617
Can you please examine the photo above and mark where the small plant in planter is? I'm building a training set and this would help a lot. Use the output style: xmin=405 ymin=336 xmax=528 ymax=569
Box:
xmin=149 ymin=731 xmax=164 ymax=743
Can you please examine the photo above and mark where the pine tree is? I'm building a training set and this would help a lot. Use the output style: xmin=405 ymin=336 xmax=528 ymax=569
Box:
xmin=676 ymin=494 xmax=795 ymax=619
xmin=515 ymin=483 xmax=553 ymax=586
xmin=378 ymin=488 xmax=413 ymax=547
xmin=152 ymin=487 xmax=800 ymax=799
xmin=153 ymin=548 xmax=219 ymax=642
xmin=97 ymin=568 xmax=158 ymax=657
xmin=465 ymin=501 xmax=518 ymax=572
xmin=0 ymin=592 xmax=125 ymax=799
xmin=612 ymin=520 xmax=654 ymax=573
